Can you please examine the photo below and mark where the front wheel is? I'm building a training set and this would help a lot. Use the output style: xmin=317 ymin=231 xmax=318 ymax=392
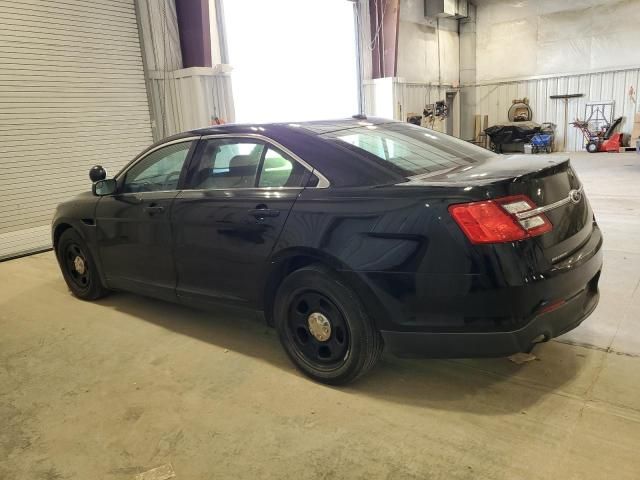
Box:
xmin=273 ymin=265 xmax=383 ymax=385
xmin=56 ymin=229 xmax=108 ymax=300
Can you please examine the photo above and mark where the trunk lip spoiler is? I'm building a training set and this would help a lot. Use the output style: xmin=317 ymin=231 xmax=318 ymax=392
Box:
xmin=515 ymin=184 xmax=584 ymax=220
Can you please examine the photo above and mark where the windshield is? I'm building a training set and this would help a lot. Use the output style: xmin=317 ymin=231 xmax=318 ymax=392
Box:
xmin=322 ymin=122 xmax=497 ymax=177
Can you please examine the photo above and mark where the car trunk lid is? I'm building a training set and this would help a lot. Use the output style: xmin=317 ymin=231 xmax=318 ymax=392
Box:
xmin=506 ymin=159 xmax=591 ymax=262
xmin=408 ymin=155 xmax=592 ymax=262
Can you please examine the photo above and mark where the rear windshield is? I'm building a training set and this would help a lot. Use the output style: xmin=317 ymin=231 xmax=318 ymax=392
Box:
xmin=321 ymin=122 xmax=496 ymax=177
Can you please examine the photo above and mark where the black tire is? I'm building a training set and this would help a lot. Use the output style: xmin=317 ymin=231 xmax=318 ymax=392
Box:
xmin=586 ymin=141 xmax=599 ymax=153
xmin=56 ymin=229 xmax=108 ymax=300
xmin=273 ymin=264 xmax=383 ymax=385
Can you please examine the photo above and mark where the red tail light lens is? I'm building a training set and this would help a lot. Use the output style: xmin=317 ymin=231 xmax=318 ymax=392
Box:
xmin=449 ymin=195 xmax=552 ymax=244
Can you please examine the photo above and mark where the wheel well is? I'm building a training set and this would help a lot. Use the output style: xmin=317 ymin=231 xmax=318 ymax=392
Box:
xmin=262 ymin=254 xmax=386 ymax=331
xmin=53 ymin=223 xmax=73 ymax=250
xmin=263 ymin=255 xmax=319 ymax=326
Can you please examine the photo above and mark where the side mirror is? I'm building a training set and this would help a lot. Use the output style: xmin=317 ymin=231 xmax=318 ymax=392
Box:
xmin=89 ymin=165 xmax=107 ymax=182
xmin=92 ymin=179 xmax=117 ymax=196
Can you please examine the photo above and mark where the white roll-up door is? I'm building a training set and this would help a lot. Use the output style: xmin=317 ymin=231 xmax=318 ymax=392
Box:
xmin=0 ymin=0 xmax=153 ymax=260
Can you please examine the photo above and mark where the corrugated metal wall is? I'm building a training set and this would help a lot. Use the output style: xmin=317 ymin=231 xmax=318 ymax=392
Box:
xmin=396 ymin=82 xmax=452 ymax=133
xmin=147 ymin=67 xmax=235 ymax=138
xmin=357 ymin=0 xmax=373 ymax=83
xmin=136 ymin=0 xmax=182 ymax=72
xmin=364 ymin=69 xmax=640 ymax=152
xmin=0 ymin=0 xmax=153 ymax=260
xmin=475 ymin=68 xmax=640 ymax=152
xmin=363 ymin=78 xmax=457 ymax=134
xmin=136 ymin=0 xmax=235 ymax=141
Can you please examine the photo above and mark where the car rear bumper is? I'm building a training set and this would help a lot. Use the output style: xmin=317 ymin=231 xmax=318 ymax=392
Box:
xmin=381 ymin=278 xmax=599 ymax=357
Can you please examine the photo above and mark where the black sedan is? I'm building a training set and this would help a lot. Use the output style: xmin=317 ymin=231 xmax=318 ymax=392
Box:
xmin=52 ymin=118 xmax=603 ymax=384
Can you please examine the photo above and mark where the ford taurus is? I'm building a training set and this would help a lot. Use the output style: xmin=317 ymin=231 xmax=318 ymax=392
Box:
xmin=52 ymin=118 xmax=603 ymax=384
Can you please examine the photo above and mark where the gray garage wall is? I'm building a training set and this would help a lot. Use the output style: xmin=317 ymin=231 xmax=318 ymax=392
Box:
xmin=474 ymin=0 xmax=640 ymax=83
xmin=0 ymin=0 xmax=153 ymax=260
xmin=361 ymin=0 xmax=640 ymax=151
xmin=471 ymin=0 xmax=640 ymax=151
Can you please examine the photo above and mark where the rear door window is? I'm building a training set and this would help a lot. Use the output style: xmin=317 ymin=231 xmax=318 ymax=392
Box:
xmin=186 ymin=139 xmax=311 ymax=189
xmin=257 ymin=148 xmax=310 ymax=188
xmin=187 ymin=139 xmax=265 ymax=189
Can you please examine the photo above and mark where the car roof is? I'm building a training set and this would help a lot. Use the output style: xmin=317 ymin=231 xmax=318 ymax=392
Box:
xmin=185 ymin=116 xmax=397 ymax=138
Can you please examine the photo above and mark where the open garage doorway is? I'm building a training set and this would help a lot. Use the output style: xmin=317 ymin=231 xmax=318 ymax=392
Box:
xmin=221 ymin=0 xmax=359 ymax=123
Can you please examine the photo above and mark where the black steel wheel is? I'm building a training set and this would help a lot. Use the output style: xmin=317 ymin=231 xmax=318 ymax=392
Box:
xmin=56 ymin=229 xmax=108 ymax=300
xmin=274 ymin=264 xmax=383 ymax=385
xmin=63 ymin=242 xmax=90 ymax=291
xmin=287 ymin=291 xmax=350 ymax=369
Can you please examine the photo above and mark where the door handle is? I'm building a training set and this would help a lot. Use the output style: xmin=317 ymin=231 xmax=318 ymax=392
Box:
xmin=249 ymin=207 xmax=280 ymax=218
xmin=143 ymin=205 xmax=165 ymax=215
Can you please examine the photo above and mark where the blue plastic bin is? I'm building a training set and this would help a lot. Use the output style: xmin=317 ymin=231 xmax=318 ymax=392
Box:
xmin=531 ymin=133 xmax=553 ymax=153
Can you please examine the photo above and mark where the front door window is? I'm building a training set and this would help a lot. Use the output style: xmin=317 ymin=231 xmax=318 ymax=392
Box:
xmin=122 ymin=141 xmax=193 ymax=193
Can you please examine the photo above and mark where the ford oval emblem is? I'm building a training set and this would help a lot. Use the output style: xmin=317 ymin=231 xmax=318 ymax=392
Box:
xmin=569 ymin=189 xmax=582 ymax=204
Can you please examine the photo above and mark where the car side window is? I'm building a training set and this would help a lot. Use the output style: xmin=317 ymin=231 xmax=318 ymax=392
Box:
xmin=187 ymin=139 xmax=265 ymax=189
xmin=257 ymin=148 xmax=310 ymax=188
xmin=122 ymin=141 xmax=192 ymax=193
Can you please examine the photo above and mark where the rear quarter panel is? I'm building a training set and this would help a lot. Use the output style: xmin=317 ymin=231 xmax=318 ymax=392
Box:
xmin=273 ymin=186 xmax=479 ymax=330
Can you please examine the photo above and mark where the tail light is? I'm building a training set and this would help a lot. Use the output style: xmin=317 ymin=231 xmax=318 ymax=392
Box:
xmin=449 ymin=195 xmax=552 ymax=244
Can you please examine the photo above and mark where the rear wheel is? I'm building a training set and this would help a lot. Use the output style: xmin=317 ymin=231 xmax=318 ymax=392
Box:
xmin=586 ymin=141 xmax=599 ymax=153
xmin=273 ymin=264 xmax=383 ymax=385
xmin=57 ymin=229 xmax=108 ymax=300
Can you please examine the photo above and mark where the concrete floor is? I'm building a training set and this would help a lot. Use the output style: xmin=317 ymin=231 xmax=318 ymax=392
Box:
xmin=1 ymin=152 xmax=640 ymax=480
